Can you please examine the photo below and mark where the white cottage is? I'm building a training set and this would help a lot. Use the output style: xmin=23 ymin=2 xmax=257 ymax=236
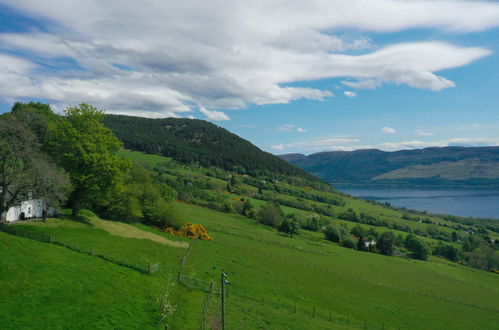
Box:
xmin=5 ymin=199 xmax=54 ymax=222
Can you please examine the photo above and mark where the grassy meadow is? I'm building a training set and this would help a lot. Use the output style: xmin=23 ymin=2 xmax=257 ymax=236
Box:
xmin=1 ymin=149 xmax=498 ymax=329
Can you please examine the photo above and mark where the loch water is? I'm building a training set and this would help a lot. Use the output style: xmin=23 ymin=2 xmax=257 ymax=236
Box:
xmin=336 ymin=186 xmax=499 ymax=220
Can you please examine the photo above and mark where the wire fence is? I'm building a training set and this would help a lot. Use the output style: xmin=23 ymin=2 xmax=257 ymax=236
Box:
xmin=0 ymin=223 xmax=162 ymax=274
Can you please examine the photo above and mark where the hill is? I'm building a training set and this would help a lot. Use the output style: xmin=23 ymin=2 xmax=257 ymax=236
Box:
xmin=280 ymin=146 xmax=499 ymax=187
xmin=103 ymin=114 xmax=318 ymax=181
xmin=3 ymin=105 xmax=499 ymax=329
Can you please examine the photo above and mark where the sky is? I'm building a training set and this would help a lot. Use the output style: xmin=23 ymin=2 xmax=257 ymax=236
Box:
xmin=1 ymin=0 xmax=499 ymax=155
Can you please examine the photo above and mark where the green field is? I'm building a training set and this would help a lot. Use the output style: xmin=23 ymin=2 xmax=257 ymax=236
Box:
xmin=2 ymin=149 xmax=498 ymax=329
xmin=2 ymin=203 xmax=498 ymax=329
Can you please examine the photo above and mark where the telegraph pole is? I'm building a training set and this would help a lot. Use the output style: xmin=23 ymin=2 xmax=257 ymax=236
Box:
xmin=221 ymin=271 xmax=229 ymax=330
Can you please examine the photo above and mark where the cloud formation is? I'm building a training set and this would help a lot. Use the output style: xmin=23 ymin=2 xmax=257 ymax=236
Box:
xmin=199 ymin=107 xmax=230 ymax=121
xmin=344 ymin=91 xmax=357 ymax=98
xmin=277 ymin=124 xmax=307 ymax=133
xmin=382 ymin=127 xmax=397 ymax=134
xmin=0 ymin=0 xmax=498 ymax=116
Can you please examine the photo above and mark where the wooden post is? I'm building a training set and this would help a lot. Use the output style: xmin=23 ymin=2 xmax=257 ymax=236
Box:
xmin=148 ymin=261 xmax=152 ymax=274
xmin=49 ymin=235 xmax=53 ymax=243
xmin=210 ymin=281 xmax=214 ymax=294
xmin=313 ymin=306 xmax=315 ymax=318
xmin=221 ymin=271 xmax=226 ymax=330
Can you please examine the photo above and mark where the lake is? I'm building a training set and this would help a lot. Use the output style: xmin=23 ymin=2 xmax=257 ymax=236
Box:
xmin=336 ymin=186 xmax=499 ymax=220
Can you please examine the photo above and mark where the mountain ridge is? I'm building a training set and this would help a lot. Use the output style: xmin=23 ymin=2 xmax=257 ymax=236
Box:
xmin=279 ymin=146 xmax=499 ymax=187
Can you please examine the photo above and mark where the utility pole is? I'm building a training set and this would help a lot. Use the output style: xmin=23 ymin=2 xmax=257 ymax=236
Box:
xmin=221 ymin=271 xmax=229 ymax=330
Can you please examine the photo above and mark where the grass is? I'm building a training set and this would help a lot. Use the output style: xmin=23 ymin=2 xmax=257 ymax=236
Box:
xmin=175 ymin=202 xmax=499 ymax=329
xmin=2 ymin=149 xmax=498 ymax=329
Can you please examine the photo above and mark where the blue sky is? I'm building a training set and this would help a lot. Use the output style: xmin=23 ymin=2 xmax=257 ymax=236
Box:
xmin=1 ymin=1 xmax=499 ymax=154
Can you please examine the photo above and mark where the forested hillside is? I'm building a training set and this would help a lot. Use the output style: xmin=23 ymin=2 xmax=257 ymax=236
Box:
xmin=280 ymin=147 xmax=499 ymax=187
xmin=104 ymin=114 xmax=318 ymax=181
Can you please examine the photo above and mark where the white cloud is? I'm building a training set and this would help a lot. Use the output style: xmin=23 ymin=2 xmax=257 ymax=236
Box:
xmin=416 ymin=130 xmax=435 ymax=136
xmin=0 ymin=1 xmax=498 ymax=115
xmin=277 ymin=124 xmax=307 ymax=133
xmin=271 ymin=144 xmax=286 ymax=150
xmin=382 ymin=127 xmax=397 ymax=134
xmin=271 ymin=137 xmax=360 ymax=152
xmin=342 ymin=79 xmax=382 ymax=90
xmin=344 ymin=91 xmax=357 ymax=98
xmin=379 ymin=137 xmax=499 ymax=150
xmin=199 ymin=107 xmax=230 ymax=121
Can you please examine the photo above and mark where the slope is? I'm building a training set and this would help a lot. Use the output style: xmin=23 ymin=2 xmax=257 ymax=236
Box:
xmin=280 ymin=146 xmax=499 ymax=187
xmin=103 ymin=114 xmax=318 ymax=181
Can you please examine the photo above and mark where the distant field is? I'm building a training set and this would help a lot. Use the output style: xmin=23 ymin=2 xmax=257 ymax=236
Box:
xmin=374 ymin=159 xmax=499 ymax=180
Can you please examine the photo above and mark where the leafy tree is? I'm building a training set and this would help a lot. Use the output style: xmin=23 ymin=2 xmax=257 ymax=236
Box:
xmin=302 ymin=213 xmax=321 ymax=231
xmin=350 ymin=224 xmax=366 ymax=239
xmin=464 ymin=246 xmax=499 ymax=271
xmin=242 ymin=199 xmax=254 ymax=216
xmin=405 ymin=234 xmax=431 ymax=260
xmin=48 ymin=104 xmax=129 ymax=216
xmin=341 ymin=238 xmax=356 ymax=249
xmin=257 ymin=202 xmax=284 ymax=227
xmin=11 ymin=102 xmax=59 ymax=144
xmin=324 ymin=225 xmax=342 ymax=243
xmin=278 ymin=218 xmax=300 ymax=237
xmin=377 ymin=232 xmax=395 ymax=255
xmin=0 ymin=115 xmax=69 ymax=221
xmin=433 ymin=242 xmax=460 ymax=262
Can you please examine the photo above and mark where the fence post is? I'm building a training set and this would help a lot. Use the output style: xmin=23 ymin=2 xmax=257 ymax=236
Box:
xmin=148 ymin=261 xmax=152 ymax=274
xmin=49 ymin=235 xmax=53 ymax=243
xmin=313 ymin=306 xmax=315 ymax=318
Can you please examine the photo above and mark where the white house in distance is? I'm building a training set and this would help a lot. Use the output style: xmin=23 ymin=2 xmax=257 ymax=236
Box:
xmin=6 ymin=199 xmax=55 ymax=222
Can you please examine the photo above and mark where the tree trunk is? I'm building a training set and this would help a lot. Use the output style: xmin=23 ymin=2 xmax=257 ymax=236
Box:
xmin=0 ymin=209 xmax=7 ymax=223
xmin=71 ymin=189 xmax=83 ymax=218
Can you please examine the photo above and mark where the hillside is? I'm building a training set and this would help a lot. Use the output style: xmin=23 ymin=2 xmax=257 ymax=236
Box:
xmin=3 ymin=200 xmax=499 ymax=329
xmin=103 ymin=114 xmax=318 ymax=181
xmin=280 ymin=146 xmax=499 ymax=187
xmin=3 ymin=106 xmax=499 ymax=329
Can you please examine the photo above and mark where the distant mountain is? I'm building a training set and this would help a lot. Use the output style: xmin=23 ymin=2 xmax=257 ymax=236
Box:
xmin=103 ymin=114 xmax=319 ymax=181
xmin=280 ymin=146 xmax=499 ymax=187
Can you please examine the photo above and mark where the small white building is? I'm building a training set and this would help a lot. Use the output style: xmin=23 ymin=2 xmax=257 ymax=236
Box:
xmin=6 ymin=199 xmax=54 ymax=222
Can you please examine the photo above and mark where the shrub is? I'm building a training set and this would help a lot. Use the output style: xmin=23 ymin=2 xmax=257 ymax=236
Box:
xmin=257 ymin=202 xmax=284 ymax=228
xmin=377 ymin=232 xmax=395 ymax=256
xmin=341 ymin=238 xmax=356 ymax=249
xmin=405 ymin=234 xmax=431 ymax=260
xmin=324 ymin=225 xmax=341 ymax=243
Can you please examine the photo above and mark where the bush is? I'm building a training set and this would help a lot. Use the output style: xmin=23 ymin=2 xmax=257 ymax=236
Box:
xmin=341 ymin=238 xmax=356 ymax=249
xmin=405 ymin=234 xmax=431 ymax=260
xmin=278 ymin=218 xmax=300 ymax=237
xmin=377 ymin=232 xmax=395 ymax=256
xmin=324 ymin=225 xmax=342 ymax=243
xmin=257 ymin=202 xmax=284 ymax=228
xmin=302 ymin=213 xmax=321 ymax=232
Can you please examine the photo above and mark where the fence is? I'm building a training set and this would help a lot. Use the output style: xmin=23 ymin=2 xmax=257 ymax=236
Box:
xmin=0 ymin=223 xmax=52 ymax=242
xmin=0 ymin=223 xmax=161 ymax=275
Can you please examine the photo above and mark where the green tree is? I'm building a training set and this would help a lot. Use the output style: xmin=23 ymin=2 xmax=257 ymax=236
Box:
xmin=278 ymin=218 xmax=300 ymax=237
xmin=242 ymin=199 xmax=254 ymax=216
xmin=324 ymin=225 xmax=342 ymax=243
xmin=0 ymin=115 xmax=69 ymax=222
xmin=350 ymin=224 xmax=366 ymax=239
xmin=48 ymin=104 xmax=129 ymax=216
xmin=257 ymin=202 xmax=284 ymax=227
xmin=405 ymin=235 xmax=430 ymax=260
xmin=377 ymin=232 xmax=395 ymax=255
xmin=341 ymin=238 xmax=356 ymax=249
